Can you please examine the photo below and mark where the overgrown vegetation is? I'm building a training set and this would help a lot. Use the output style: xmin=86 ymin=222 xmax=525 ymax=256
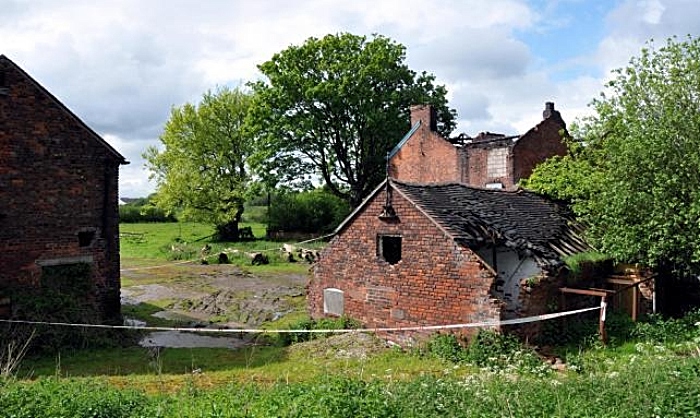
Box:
xmin=119 ymin=197 xmax=177 ymax=223
xmin=4 ymin=307 xmax=700 ymax=416
xmin=267 ymin=188 xmax=351 ymax=234
xmin=523 ymin=36 xmax=700 ymax=275
xmin=425 ymin=331 xmax=548 ymax=375
xmin=563 ymin=251 xmax=613 ymax=279
xmin=270 ymin=316 xmax=362 ymax=347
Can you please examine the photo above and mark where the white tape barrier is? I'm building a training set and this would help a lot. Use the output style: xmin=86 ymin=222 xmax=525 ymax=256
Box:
xmin=0 ymin=306 xmax=599 ymax=335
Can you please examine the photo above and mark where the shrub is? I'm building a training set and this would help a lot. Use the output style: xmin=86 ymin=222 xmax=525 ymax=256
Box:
xmin=426 ymin=333 xmax=464 ymax=363
xmin=119 ymin=198 xmax=177 ymax=223
xmin=267 ymin=188 xmax=350 ymax=234
xmin=632 ymin=309 xmax=700 ymax=344
xmin=274 ymin=316 xmax=361 ymax=346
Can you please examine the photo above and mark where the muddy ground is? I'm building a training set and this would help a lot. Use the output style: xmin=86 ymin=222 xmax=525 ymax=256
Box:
xmin=120 ymin=262 xmax=311 ymax=347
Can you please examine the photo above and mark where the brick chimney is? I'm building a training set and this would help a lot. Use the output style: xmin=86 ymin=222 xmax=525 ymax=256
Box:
xmin=543 ymin=102 xmax=559 ymax=119
xmin=410 ymin=104 xmax=437 ymax=131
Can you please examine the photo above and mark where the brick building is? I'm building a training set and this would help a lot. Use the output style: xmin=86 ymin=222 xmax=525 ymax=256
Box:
xmin=0 ymin=55 xmax=127 ymax=324
xmin=309 ymin=180 xmax=588 ymax=342
xmin=388 ymin=102 xmax=568 ymax=189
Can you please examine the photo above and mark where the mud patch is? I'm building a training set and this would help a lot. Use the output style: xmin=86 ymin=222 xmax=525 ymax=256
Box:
xmin=181 ymin=288 xmax=304 ymax=327
xmin=121 ymin=284 xmax=208 ymax=305
xmin=121 ymin=264 xmax=310 ymax=347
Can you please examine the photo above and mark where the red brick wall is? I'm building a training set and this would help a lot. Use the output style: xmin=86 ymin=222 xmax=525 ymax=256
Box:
xmin=0 ymin=58 xmax=122 ymax=323
xmin=309 ymin=185 xmax=502 ymax=343
xmin=389 ymin=106 xmax=461 ymax=184
xmin=463 ymin=143 xmax=514 ymax=189
xmin=512 ymin=117 xmax=567 ymax=184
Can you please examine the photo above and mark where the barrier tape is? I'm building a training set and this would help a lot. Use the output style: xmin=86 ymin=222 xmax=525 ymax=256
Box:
xmin=0 ymin=306 xmax=599 ymax=334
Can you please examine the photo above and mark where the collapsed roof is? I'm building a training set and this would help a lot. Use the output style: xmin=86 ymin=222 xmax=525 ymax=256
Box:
xmin=393 ymin=181 xmax=589 ymax=269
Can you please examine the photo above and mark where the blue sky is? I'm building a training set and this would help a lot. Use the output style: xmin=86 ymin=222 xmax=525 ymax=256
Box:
xmin=1 ymin=0 xmax=698 ymax=197
xmin=519 ymin=1 xmax=612 ymax=81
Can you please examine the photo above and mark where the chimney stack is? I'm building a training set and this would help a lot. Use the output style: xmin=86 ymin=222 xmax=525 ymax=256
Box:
xmin=410 ymin=104 xmax=437 ymax=131
xmin=543 ymin=102 xmax=556 ymax=119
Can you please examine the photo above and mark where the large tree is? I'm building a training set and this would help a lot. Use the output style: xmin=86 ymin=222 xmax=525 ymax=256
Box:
xmin=144 ymin=87 xmax=254 ymax=241
xmin=523 ymin=36 xmax=700 ymax=274
xmin=248 ymin=32 xmax=456 ymax=206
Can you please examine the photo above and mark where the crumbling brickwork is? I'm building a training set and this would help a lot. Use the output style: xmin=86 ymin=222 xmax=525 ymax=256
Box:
xmin=0 ymin=55 xmax=125 ymax=323
xmin=512 ymin=104 xmax=568 ymax=182
xmin=389 ymin=102 xmax=567 ymax=190
xmin=309 ymin=186 xmax=502 ymax=343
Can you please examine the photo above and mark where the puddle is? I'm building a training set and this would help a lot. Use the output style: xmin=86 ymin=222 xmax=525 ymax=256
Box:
xmin=139 ymin=331 xmax=249 ymax=349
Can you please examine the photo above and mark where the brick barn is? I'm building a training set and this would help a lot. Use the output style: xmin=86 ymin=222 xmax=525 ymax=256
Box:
xmin=0 ymin=55 xmax=127 ymax=324
xmin=309 ymin=179 xmax=588 ymax=342
xmin=389 ymin=102 xmax=568 ymax=189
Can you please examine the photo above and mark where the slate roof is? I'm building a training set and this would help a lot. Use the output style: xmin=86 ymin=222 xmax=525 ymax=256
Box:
xmin=393 ymin=181 xmax=589 ymax=269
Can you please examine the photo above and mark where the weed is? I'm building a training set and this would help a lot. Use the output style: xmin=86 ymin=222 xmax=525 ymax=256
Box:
xmin=0 ymin=328 xmax=35 ymax=377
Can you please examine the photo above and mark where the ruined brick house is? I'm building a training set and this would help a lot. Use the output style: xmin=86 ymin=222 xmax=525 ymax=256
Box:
xmin=308 ymin=102 xmax=588 ymax=341
xmin=0 ymin=55 xmax=127 ymax=324
xmin=309 ymin=179 xmax=589 ymax=342
xmin=388 ymin=102 xmax=568 ymax=189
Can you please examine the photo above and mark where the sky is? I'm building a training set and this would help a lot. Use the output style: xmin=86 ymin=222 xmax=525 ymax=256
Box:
xmin=2 ymin=0 xmax=699 ymax=198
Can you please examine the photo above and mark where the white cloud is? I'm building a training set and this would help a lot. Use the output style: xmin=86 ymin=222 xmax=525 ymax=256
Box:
xmin=3 ymin=0 xmax=699 ymax=196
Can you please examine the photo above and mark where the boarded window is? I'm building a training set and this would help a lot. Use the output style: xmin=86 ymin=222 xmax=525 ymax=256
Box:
xmin=323 ymin=288 xmax=344 ymax=316
xmin=487 ymin=147 xmax=508 ymax=178
xmin=378 ymin=235 xmax=402 ymax=265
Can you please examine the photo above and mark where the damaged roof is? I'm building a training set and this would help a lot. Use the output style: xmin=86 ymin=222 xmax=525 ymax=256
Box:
xmin=393 ymin=181 xmax=589 ymax=268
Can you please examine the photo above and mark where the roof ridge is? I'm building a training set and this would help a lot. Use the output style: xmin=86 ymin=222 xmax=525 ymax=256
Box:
xmin=1 ymin=54 xmax=127 ymax=164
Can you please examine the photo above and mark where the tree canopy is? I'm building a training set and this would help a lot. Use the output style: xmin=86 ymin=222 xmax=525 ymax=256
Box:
xmin=248 ymin=32 xmax=456 ymax=206
xmin=144 ymin=86 xmax=254 ymax=241
xmin=523 ymin=36 xmax=700 ymax=274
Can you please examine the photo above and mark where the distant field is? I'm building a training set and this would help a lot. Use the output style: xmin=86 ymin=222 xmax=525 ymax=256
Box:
xmin=119 ymin=221 xmax=323 ymax=268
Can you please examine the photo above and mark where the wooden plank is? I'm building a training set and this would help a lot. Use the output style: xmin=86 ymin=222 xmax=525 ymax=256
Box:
xmin=608 ymin=274 xmax=641 ymax=281
xmin=560 ymin=287 xmax=614 ymax=297
xmin=607 ymin=278 xmax=635 ymax=285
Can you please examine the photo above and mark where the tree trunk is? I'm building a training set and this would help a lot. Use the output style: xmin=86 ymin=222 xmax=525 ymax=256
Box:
xmin=215 ymin=220 xmax=240 ymax=242
xmin=214 ymin=202 xmax=246 ymax=242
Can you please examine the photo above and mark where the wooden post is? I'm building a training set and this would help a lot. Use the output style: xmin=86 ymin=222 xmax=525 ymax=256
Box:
xmin=599 ymin=295 xmax=607 ymax=345
xmin=631 ymin=285 xmax=638 ymax=322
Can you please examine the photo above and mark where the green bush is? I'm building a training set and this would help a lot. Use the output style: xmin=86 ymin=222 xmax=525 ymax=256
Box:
xmin=274 ymin=316 xmax=361 ymax=346
xmin=267 ymin=189 xmax=350 ymax=234
xmin=119 ymin=198 xmax=177 ymax=223
xmin=632 ymin=309 xmax=700 ymax=344
xmin=426 ymin=333 xmax=464 ymax=363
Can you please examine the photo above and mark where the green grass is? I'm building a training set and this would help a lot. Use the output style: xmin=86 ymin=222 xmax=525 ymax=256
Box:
xmin=6 ymin=310 xmax=700 ymax=416
xmin=120 ymin=221 xmax=322 ymax=275
xmin=6 ymin=221 xmax=700 ymax=416
xmin=6 ymin=350 xmax=700 ymax=417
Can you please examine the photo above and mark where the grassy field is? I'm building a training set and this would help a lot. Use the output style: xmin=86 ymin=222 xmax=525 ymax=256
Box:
xmin=3 ymin=221 xmax=700 ymax=417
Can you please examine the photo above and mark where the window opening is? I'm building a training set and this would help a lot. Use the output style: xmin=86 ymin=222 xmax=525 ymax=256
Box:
xmin=78 ymin=230 xmax=96 ymax=247
xmin=378 ymin=235 xmax=402 ymax=265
